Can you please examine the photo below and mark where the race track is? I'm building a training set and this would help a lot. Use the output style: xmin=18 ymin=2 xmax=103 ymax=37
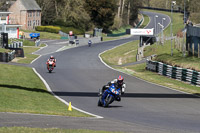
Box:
xmin=27 ymin=11 xmax=200 ymax=132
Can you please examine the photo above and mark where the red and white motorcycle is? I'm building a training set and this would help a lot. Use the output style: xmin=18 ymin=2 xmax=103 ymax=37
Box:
xmin=46 ymin=59 xmax=55 ymax=73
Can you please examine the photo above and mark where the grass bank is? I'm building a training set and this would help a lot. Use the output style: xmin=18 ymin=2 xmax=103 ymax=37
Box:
xmin=0 ymin=63 xmax=90 ymax=117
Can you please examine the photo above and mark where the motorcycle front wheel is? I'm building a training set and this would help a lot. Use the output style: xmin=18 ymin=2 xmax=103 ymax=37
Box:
xmin=104 ymin=95 xmax=114 ymax=107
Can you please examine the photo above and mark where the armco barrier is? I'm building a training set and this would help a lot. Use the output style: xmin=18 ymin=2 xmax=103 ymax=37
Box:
xmin=146 ymin=59 xmax=200 ymax=86
xmin=107 ymin=32 xmax=126 ymax=37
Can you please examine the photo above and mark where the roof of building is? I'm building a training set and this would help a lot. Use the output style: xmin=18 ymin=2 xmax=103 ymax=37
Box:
xmin=0 ymin=0 xmax=41 ymax=11
xmin=20 ymin=0 xmax=41 ymax=10
xmin=0 ymin=1 xmax=15 ymax=11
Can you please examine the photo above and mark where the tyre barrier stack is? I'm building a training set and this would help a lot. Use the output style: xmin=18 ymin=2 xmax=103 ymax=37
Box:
xmin=7 ymin=41 xmax=23 ymax=49
xmin=146 ymin=59 xmax=200 ymax=86
xmin=0 ymin=50 xmax=15 ymax=62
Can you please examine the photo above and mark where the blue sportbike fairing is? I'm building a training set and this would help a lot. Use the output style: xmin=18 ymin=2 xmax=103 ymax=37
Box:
xmin=99 ymin=84 xmax=121 ymax=107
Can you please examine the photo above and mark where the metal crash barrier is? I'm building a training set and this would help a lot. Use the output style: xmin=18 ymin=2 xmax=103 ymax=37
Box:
xmin=146 ymin=59 xmax=200 ymax=86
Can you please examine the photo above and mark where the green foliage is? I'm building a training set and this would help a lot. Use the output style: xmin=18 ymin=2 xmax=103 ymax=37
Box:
xmin=35 ymin=26 xmax=45 ymax=31
xmin=35 ymin=0 xmax=142 ymax=32
xmin=85 ymin=0 xmax=117 ymax=32
xmin=36 ymin=0 xmax=91 ymax=31
xmin=61 ymin=27 xmax=85 ymax=35
xmin=36 ymin=26 xmax=61 ymax=34
xmin=112 ymin=17 xmax=123 ymax=30
xmin=36 ymin=25 xmax=85 ymax=35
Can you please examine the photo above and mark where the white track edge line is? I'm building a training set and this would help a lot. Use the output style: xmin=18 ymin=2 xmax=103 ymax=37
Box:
xmin=32 ymin=68 xmax=103 ymax=119
xmin=98 ymin=43 xmax=200 ymax=98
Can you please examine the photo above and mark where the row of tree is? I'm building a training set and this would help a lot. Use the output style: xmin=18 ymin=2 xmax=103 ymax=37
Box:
xmin=35 ymin=0 xmax=142 ymax=32
xmin=1 ymin=0 xmax=199 ymax=31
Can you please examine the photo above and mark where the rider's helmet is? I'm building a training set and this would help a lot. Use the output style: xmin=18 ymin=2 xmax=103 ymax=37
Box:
xmin=50 ymin=55 xmax=54 ymax=59
xmin=117 ymin=75 xmax=124 ymax=85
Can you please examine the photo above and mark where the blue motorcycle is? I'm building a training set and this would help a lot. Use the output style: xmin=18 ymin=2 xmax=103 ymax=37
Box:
xmin=98 ymin=84 xmax=121 ymax=107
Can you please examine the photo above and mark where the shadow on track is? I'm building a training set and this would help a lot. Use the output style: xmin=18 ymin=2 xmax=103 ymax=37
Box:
xmin=0 ymin=84 xmax=51 ymax=94
xmin=53 ymin=91 xmax=200 ymax=98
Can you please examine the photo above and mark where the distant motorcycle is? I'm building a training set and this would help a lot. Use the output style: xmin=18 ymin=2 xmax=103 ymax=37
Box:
xmin=98 ymin=84 xmax=121 ymax=107
xmin=88 ymin=40 xmax=92 ymax=47
xmin=46 ymin=59 xmax=55 ymax=73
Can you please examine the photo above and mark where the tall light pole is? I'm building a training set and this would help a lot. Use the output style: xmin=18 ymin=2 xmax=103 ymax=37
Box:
xmin=154 ymin=15 xmax=158 ymax=35
xmin=184 ymin=0 xmax=186 ymax=24
xmin=162 ymin=18 xmax=166 ymax=44
xmin=158 ymin=23 xmax=164 ymax=45
xmin=155 ymin=15 xmax=158 ymax=44
xmin=158 ymin=23 xmax=161 ymax=44
xmin=170 ymin=1 xmax=176 ymax=56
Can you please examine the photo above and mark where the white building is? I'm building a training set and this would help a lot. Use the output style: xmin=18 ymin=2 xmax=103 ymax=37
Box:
xmin=0 ymin=12 xmax=21 ymax=38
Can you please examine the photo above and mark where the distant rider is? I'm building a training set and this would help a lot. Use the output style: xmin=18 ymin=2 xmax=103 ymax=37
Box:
xmin=47 ymin=55 xmax=56 ymax=67
xmin=88 ymin=40 xmax=92 ymax=47
xmin=99 ymin=75 xmax=126 ymax=101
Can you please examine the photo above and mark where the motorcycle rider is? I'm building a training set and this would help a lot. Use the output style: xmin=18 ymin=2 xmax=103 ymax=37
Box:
xmin=99 ymin=75 xmax=126 ymax=101
xmin=88 ymin=40 xmax=92 ymax=47
xmin=47 ymin=55 xmax=56 ymax=67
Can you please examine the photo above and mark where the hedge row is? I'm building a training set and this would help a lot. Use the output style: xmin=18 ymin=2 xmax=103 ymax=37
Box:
xmin=35 ymin=26 xmax=61 ymax=33
xmin=35 ymin=26 xmax=85 ymax=35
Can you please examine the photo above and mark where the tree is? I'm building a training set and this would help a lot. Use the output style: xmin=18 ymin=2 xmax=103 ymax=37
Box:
xmin=61 ymin=0 xmax=91 ymax=29
xmin=188 ymin=0 xmax=200 ymax=23
xmin=85 ymin=0 xmax=117 ymax=32
xmin=36 ymin=0 xmax=56 ymax=25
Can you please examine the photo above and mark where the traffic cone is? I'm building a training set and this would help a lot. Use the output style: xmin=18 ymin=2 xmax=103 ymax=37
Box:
xmin=68 ymin=102 xmax=72 ymax=111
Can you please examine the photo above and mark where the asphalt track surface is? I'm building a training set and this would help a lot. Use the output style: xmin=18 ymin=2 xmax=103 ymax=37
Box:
xmin=2 ymin=11 xmax=200 ymax=133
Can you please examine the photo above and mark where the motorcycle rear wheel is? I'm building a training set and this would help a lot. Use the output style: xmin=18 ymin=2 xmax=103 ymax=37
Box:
xmin=98 ymin=99 xmax=102 ymax=106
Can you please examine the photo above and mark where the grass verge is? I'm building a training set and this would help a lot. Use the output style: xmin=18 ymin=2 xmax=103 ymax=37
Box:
xmin=0 ymin=64 xmax=90 ymax=117
xmin=21 ymin=30 xmax=61 ymax=40
xmin=13 ymin=46 xmax=40 ymax=64
xmin=140 ymin=14 xmax=150 ymax=28
xmin=0 ymin=127 xmax=122 ymax=133
xmin=102 ymin=41 xmax=139 ymax=66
